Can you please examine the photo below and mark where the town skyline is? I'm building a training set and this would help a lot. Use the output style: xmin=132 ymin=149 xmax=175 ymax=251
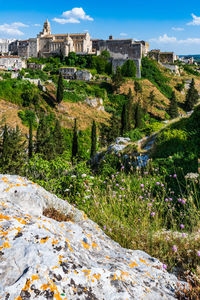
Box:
xmin=0 ymin=0 xmax=200 ymax=54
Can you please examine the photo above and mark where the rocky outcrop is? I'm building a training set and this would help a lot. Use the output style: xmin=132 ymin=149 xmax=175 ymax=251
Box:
xmin=0 ymin=175 xmax=186 ymax=299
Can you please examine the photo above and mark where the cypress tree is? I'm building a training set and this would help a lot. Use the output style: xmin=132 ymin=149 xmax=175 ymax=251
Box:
xmin=112 ymin=67 xmax=124 ymax=91
xmin=169 ymin=91 xmax=179 ymax=119
xmin=134 ymin=80 xmax=142 ymax=96
xmin=35 ymin=116 xmax=49 ymax=155
xmin=28 ymin=119 xmax=33 ymax=159
xmin=56 ymin=73 xmax=64 ymax=104
xmin=53 ymin=119 xmax=64 ymax=155
xmin=135 ymin=103 xmax=143 ymax=129
xmin=1 ymin=125 xmax=25 ymax=174
xmin=148 ymin=90 xmax=156 ymax=111
xmin=72 ymin=119 xmax=78 ymax=162
xmin=90 ymin=120 xmax=97 ymax=160
xmin=2 ymin=124 xmax=9 ymax=164
xmin=127 ymin=88 xmax=133 ymax=130
xmin=121 ymin=104 xmax=128 ymax=135
xmin=185 ymin=78 xmax=199 ymax=111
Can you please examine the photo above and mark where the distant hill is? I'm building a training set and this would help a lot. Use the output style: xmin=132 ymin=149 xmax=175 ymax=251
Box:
xmin=179 ymin=54 xmax=200 ymax=62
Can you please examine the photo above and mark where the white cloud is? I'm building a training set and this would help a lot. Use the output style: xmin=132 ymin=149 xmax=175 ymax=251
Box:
xmin=187 ymin=13 xmax=200 ymax=26
xmin=0 ymin=22 xmax=29 ymax=36
xmin=172 ymin=27 xmax=184 ymax=31
xmin=34 ymin=24 xmax=41 ymax=27
xmin=52 ymin=17 xmax=80 ymax=24
xmin=150 ymin=33 xmax=200 ymax=45
xmin=120 ymin=33 xmax=128 ymax=36
xmin=53 ymin=7 xmax=94 ymax=24
xmin=150 ymin=34 xmax=177 ymax=43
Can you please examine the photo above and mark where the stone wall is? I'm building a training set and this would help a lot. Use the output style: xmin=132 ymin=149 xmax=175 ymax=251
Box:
xmin=94 ymin=39 xmax=143 ymax=78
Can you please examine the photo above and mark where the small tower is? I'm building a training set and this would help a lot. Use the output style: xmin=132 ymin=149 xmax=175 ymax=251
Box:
xmin=42 ymin=19 xmax=51 ymax=35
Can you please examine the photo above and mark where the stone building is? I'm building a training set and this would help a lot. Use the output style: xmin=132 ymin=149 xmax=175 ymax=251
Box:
xmin=27 ymin=62 xmax=45 ymax=70
xmin=92 ymin=36 xmax=149 ymax=78
xmin=13 ymin=20 xmax=92 ymax=58
xmin=149 ymin=50 xmax=176 ymax=64
xmin=0 ymin=56 xmax=26 ymax=70
xmin=0 ymin=39 xmax=10 ymax=55
xmin=59 ymin=67 xmax=77 ymax=79
xmin=76 ymin=70 xmax=92 ymax=81
xmin=59 ymin=67 xmax=92 ymax=81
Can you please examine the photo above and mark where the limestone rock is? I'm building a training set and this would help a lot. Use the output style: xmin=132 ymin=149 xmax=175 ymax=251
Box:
xmin=0 ymin=175 xmax=186 ymax=299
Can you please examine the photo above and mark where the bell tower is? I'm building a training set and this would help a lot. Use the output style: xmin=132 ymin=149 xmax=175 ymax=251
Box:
xmin=42 ymin=19 xmax=51 ymax=35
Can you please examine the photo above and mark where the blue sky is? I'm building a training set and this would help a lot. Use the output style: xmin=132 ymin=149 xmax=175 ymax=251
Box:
xmin=1 ymin=0 xmax=200 ymax=54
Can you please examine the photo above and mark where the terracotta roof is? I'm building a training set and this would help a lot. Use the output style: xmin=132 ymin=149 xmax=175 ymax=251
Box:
xmin=0 ymin=56 xmax=20 ymax=58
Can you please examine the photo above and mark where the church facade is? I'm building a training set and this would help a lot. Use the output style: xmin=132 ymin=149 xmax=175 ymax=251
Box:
xmin=12 ymin=20 xmax=92 ymax=58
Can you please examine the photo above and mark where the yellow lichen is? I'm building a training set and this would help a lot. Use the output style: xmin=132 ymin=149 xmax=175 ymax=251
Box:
xmin=129 ymin=261 xmax=138 ymax=268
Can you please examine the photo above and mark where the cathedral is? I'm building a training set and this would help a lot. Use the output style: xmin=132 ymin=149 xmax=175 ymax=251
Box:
xmin=13 ymin=20 xmax=93 ymax=58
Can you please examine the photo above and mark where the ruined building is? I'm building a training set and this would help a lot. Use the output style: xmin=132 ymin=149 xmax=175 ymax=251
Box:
xmin=92 ymin=36 xmax=149 ymax=78
xmin=149 ymin=50 xmax=177 ymax=64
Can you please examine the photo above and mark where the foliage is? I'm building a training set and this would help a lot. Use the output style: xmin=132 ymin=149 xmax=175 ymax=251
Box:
xmin=121 ymin=104 xmax=128 ymax=135
xmin=112 ymin=67 xmax=124 ymax=91
xmin=168 ymin=91 xmax=179 ymax=119
xmin=90 ymin=120 xmax=97 ymax=160
xmin=72 ymin=119 xmax=78 ymax=162
xmin=56 ymin=73 xmax=64 ymax=104
xmin=0 ymin=79 xmax=39 ymax=106
xmin=141 ymin=57 xmax=173 ymax=99
xmin=24 ymin=68 xmax=48 ymax=81
xmin=0 ymin=125 xmax=26 ymax=174
xmin=185 ymin=78 xmax=199 ymax=111
xmin=175 ymin=80 xmax=185 ymax=92
xmin=18 ymin=110 xmax=37 ymax=128
xmin=183 ymin=65 xmax=200 ymax=76
xmin=121 ymin=60 xmax=137 ymax=77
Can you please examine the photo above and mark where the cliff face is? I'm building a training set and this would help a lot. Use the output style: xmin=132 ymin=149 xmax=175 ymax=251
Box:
xmin=0 ymin=175 xmax=185 ymax=299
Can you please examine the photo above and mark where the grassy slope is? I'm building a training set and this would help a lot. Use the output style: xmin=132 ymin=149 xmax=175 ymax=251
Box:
xmin=152 ymin=105 xmax=200 ymax=175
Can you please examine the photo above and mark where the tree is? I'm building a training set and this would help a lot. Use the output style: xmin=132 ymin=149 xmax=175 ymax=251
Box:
xmin=53 ymin=119 xmax=65 ymax=155
xmin=121 ymin=104 xmax=128 ymax=135
xmin=101 ymin=50 xmax=110 ymax=59
xmin=134 ymin=80 xmax=142 ymax=95
xmin=0 ymin=125 xmax=26 ymax=174
xmin=28 ymin=119 xmax=33 ymax=159
xmin=148 ymin=90 xmax=156 ymax=113
xmin=72 ymin=119 xmax=78 ymax=162
xmin=127 ymin=88 xmax=133 ymax=130
xmin=169 ymin=91 xmax=179 ymax=119
xmin=56 ymin=73 xmax=64 ymax=104
xmin=99 ymin=113 xmax=120 ymax=146
xmin=112 ymin=67 xmax=124 ymax=91
xmin=121 ymin=60 xmax=137 ymax=77
xmin=90 ymin=120 xmax=97 ymax=160
xmin=1 ymin=124 xmax=9 ymax=165
xmin=135 ymin=103 xmax=143 ymax=129
xmin=35 ymin=116 xmax=49 ymax=155
xmin=185 ymin=78 xmax=199 ymax=111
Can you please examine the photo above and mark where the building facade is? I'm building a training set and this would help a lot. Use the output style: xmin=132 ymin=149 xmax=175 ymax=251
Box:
xmin=149 ymin=50 xmax=176 ymax=64
xmin=0 ymin=56 xmax=26 ymax=70
xmin=0 ymin=39 xmax=12 ymax=55
xmin=92 ymin=36 xmax=149 ymax=78
xmin=11 ymin=20 xmax=92 ymax=58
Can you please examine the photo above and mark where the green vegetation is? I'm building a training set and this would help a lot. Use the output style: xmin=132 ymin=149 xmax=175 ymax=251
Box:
xmin=183 ymin=65 xmax=200 ymax=77
xmin=0 ymin=54 xmax=200 ymax=295
xmin=185 ymin=78 xmax=199 ymax=111
xmin=121 ymin=60 xmax=137 ymax=77
xmin=168 ymin=91 xmax=179 ymax=119
xmin=141 ymin=57 xmax=173 ymax=98
xmin=56 ymin=73 xmax=64 ymax=104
